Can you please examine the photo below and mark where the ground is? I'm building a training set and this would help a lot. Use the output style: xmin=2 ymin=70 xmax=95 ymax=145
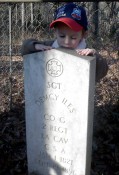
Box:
xmin=0 ymin=50 xmax=119 ymax=175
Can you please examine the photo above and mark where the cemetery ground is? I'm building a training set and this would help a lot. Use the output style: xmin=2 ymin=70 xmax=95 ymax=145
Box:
xmin=0 ymin=49 xmax=119 ymax=175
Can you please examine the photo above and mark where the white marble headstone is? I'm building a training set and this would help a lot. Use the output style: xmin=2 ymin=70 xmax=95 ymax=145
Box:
xmin=23 ymin=48 xmax=96 ymax=175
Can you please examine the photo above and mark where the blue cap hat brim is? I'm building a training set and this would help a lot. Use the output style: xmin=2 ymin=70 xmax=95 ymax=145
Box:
xmin=50 ymin=18 xmax=83 ymax=32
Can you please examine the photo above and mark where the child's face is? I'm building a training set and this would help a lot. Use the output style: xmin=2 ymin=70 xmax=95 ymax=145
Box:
xmin=55 ymin=23 xmax=83 ymax=49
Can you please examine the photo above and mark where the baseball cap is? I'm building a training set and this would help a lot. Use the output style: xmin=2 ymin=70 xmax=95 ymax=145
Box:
xmin=50 ymin=3 xmax=88 ymax=32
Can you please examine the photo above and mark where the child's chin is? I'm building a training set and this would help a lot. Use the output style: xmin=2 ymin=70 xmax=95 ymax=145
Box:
xmin=60 ymin=46 xmax=74 ymax=50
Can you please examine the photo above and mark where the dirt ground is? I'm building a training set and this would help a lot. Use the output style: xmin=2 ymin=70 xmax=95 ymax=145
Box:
xmin=0 ymin=50 xmax=119 ymax=175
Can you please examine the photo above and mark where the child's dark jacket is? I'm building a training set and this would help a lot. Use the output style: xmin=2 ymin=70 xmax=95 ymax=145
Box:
xmin=21 ymin=38 xmax=108 ymax=82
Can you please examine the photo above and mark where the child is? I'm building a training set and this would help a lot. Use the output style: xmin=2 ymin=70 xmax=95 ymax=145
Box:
xmin=21 ymin=2 xmax=108 ymax=82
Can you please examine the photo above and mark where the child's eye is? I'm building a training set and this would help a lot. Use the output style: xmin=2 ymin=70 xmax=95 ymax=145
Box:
xmin=60 ymin=35 xmax=65 ymax=38
xmin=71 ymin=37 xmax=76 ymax=39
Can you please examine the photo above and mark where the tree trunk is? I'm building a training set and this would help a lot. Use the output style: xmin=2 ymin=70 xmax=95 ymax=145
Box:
xmin=92 ymin=2 xmax=99 ymax=39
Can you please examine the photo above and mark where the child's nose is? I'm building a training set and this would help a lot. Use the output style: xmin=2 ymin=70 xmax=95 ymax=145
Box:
xmin=64 ymin=37 xmax=70 ymax=45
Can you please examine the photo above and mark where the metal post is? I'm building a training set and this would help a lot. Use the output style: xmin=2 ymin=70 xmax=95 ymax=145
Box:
xmin=15 ymin=4 xmax=18 ymax=25
xmin=21 ymin=2 xmax=24 ymax=39
xmin=9 ymin=4 xmax=12 ymax=110
xmin=30 ymin=2 xmax=33 ymax=29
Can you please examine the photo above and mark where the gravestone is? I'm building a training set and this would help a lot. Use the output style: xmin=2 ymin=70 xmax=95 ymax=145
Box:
xmin=23 ymin=48 xmax=96 ymax=175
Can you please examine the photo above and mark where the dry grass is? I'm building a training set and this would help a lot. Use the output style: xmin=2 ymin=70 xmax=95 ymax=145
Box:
xmin=92 ymin=50 xmax=119 ymax=175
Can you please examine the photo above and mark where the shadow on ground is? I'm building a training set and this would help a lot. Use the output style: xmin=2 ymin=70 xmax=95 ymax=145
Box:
xmin=0 ymin=100 xmax=119 ymax=175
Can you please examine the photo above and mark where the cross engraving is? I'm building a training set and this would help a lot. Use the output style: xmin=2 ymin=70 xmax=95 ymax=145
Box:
xmin=46 ymin=59 xmax=63 ymax=77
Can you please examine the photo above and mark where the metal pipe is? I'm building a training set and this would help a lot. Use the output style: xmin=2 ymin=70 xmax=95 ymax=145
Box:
xmin=9 ymin=3 xmax=12 ymax=110
xmin=21 ymin=2 xmax=24 ymax=39
xmin=30 ymin=2 xmax=33 ymax=29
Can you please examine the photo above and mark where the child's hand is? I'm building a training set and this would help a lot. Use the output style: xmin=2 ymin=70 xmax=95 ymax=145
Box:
xmin=35 ymin=44 xmax=52 ymax=51
xmin=76 ymin=48 xmax=96 ymax=56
